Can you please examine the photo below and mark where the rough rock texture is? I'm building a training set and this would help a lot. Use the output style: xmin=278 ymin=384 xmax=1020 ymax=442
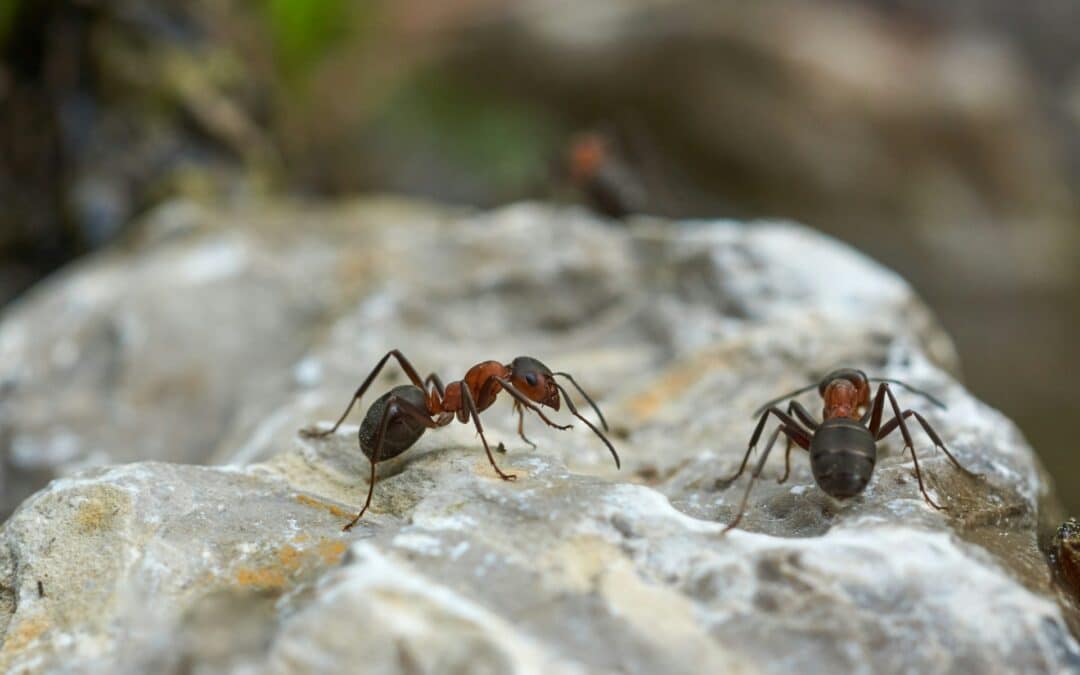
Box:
xmin=0 ymin=200 xmax=1076 ymax=673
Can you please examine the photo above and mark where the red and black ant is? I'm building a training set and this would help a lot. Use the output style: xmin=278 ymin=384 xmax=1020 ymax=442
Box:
xmin=302 ymin=350 xmax=619 ymax=530
xmin=719 ymin=368 xmax=979 ymax=533
xmin=564 ymin=131 xmax=643 ymax=219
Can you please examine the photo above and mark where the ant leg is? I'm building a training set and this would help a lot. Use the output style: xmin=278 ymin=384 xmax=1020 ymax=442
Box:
xmin=718 ymin=407 xmax=812 ymax=486
xmin=306 ymin=350 xmax=426 ymax=438
xmin=425 ymin=372 xmax=446 ymax=398
xmin=871 ymin=384 xmax=946 ymax=510
xmin=788 ymin=400 xmax=819 ymax=430
xmin=723 ymin=425 xmax=808 ymax=533
xmin=777 ymin=434 xmax=794 ymax=481
xmin=867 ymin=382 xmax=922 ymax=442
xmin=553 ymin=382 xmax=621 ymax=469
xmin=424 ymin=373 xmax=455 ymax=426
xmin=905 ymin=439 xmax=944 ymax=510
xmin=872 ymin=399 xmax=950 ymax=509
xmin=342 ymin=396 xmax=439 ymax=531
xmin=877 ymin=411 xmax=980 ymax=477
xmin=909 ymin=410 xmax=979 ymax=477
xmin=460 ymin=385 xmax=516 ymax=481
xmin=515 ymin=401 xmax=537 ymax=449
xmin=778 ymin=402 xmax=815 ymax=484
xmin=492 ymin=377 xmax=572 ymax=431
xmin=869 ymin=383 xmax=922 ymax=458
xmin=343 ymin=449 xmax=380 ymax=531
xmin=496 ymin=401 xmax=534 ymax=454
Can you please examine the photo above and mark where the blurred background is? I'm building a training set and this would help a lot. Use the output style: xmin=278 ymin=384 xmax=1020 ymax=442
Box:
xmin=1 ymin=0 xmax=1077 ymax=507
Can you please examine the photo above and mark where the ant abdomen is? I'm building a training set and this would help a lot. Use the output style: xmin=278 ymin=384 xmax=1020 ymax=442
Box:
xmin=359 ymin=385 xmax=429 ymax=461
xmin=810 ymin=419 xmax=877 ymax=499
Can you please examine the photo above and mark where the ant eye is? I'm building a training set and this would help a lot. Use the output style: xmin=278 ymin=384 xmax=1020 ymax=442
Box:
xmin=525 ymin=373 xmax=538 ymax=387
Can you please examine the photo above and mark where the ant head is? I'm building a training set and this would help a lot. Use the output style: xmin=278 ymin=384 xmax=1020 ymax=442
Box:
xmin=508 ymin=357 xmax=560 ymax=410
xmin=567 ymin=132 xmax=609 ymax=183
xmin=818 ymin=368 xmax=869 ymax=394
xmin=819 ymin=368 xmax=870 ymax=420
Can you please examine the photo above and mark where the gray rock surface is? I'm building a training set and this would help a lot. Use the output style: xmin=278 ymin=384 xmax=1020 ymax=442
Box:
xmin=0 ymin=200 xmax=1075 ymax=673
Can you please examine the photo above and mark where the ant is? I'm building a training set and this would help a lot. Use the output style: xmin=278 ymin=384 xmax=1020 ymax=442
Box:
xmin=719 ymin=368 xmax=979 ymax=533
xmin=564 ymin=131 xmax=643 ymax=219
xmin=302 ymin=350 xmax=619 ymax=530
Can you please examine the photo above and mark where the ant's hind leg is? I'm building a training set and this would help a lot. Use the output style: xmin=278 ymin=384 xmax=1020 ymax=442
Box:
xmin=307 ymin=349 xmax=427 ymax=438
xmin=723 ymin=425 xmax=807 ymax=534
xmin=342 ymin=397 xmax=439 ymax=531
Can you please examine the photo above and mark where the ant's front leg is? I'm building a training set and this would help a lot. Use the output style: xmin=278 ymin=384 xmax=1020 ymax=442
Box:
xmin=870 ymin=384 xmax=947 ymax=510
xmin=460 ymin=384 xmax=516 ymax=481
xmin=877 ymin=410 xmax=979 ymax=478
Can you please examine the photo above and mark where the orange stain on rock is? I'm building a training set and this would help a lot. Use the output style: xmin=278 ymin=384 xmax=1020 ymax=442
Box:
xmin=0 ymin=616 xmax=49 ymax=657
xmin=624 ymin=364 xmax=704 ymax=420
xmin=276 ymin=545 xmax=304 ymax=570
xmin=620 ymin=346 xmax=739 ymax=420
xmin=233 ymin=539 xmax=347 ymax=590
xmin=295 ymin=494 xmax=351 ymax=519
xmin=234 ymin=566 xmax=288 ymax=590
xmin=316 ymin=540 xmax=348 ymax=565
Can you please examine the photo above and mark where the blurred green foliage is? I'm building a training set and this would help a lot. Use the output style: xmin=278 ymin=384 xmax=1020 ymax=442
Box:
xmin=0 ymin=0 xmax=20 ymax=50
xmin=261 ymin=0 xmax=357 ymax=80
xmin=379 ymin=69 xmax=560 ymax=194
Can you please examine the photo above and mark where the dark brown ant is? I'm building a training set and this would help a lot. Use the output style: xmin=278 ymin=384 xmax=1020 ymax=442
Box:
xmin=302 ymin=350 xmax=619 ymax=530
xmin=720 ymin=368 xmax=979 ymax=533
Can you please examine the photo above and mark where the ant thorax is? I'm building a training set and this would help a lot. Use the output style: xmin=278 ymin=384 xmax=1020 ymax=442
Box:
xmin=822 ymin=379 xmax=865 ymax=420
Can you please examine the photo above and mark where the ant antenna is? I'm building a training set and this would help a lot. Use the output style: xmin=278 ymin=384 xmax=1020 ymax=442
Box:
xmin=751 ymin=383 xmax=819 ymax=418
xmin=554 ymin=382 xmax=621 ymax=469
xmin=554 ymin=372 xmax=609 ymax=431
xmin=868 ymin=378 xmax=947 ymax=409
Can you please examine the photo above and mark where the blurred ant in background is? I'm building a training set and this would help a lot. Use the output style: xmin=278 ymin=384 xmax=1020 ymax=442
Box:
xmin=564 ymin=131 xmax=644 ymax=219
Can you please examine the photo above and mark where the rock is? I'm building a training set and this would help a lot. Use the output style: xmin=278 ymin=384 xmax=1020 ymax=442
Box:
xmin=1052 ymin=518 xmax=1080 ymax=598
xmin=0 ymin=200 xmax=1076 ymax=673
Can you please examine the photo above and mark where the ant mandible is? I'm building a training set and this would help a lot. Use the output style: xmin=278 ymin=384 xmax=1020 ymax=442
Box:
xmin=302 ymin=350 xmax=620 ymax=530
xmin=719 ymin=368 xmax=979 ymax=533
